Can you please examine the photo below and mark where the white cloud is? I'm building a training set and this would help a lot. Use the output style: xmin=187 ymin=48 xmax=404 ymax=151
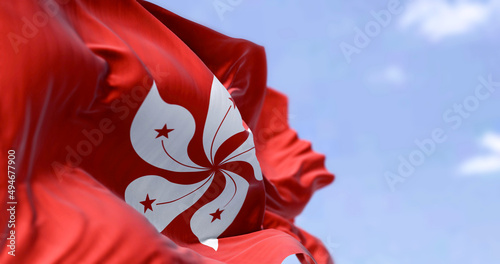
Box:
xmin=367 ymin=65 xmax=406 ymax=85
xmin=365 ymin=65 xmax=408 ymax=94
xmin=481 ymin=132 xmax=500 ymax=152
xmin=399 ymin=0 xmax=499 ymax=42
xmin=382 ymin=65 xmax=406 ymax=85
xmin=459 ymin=132 xmax=500 ymax=175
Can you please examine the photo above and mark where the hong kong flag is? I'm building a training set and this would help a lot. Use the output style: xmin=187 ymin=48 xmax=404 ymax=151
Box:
xmin=0 ymin=1 xmax=334 ymax=263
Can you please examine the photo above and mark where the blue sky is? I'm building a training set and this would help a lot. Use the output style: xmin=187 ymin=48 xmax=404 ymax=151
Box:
xmin=149 ymin=1 xmax=500 ymax=263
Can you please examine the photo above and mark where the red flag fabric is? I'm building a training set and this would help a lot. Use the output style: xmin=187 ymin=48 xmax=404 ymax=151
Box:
xmin=1 ymin=1 xmax=334 ymax=263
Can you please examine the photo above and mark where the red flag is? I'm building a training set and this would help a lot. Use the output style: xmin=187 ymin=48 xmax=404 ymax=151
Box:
xmin=1 ymin=1 xmax=334 ymax=263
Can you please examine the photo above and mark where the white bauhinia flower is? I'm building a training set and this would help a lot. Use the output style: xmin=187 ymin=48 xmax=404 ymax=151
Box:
xmin=125 ymin=76 xmax=262 ymax=251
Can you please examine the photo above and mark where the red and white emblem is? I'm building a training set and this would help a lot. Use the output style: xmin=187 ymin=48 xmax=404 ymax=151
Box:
xmin=125 ymin=76 xmax=262 ymax=250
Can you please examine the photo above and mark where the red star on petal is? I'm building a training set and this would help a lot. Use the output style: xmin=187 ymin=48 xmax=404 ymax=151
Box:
xmin=155 ymin=124 xmax=174 ymax=139
xmin=140 ymin=194 xmax=156 ymax=213
xmin=209 ymin=208 xmax=224 ymax=222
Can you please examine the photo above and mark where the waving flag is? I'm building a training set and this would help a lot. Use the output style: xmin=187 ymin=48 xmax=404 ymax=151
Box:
xmin=0 ymin=1 xmax=334 ymax=263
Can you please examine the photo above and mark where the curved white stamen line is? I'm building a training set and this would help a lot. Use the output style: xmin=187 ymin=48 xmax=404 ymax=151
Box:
xmin=220 ymin=147 xmax=255 ymax=165
xmin=221 ymin=170 xmax=237 ymax=208
xmin=161 ymin=140 xmax=205 ymax=170
xmin=210 ymin=105 xmax=232 ymax=165
xmin=156 ymin=173 xmax=214 ymax=205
